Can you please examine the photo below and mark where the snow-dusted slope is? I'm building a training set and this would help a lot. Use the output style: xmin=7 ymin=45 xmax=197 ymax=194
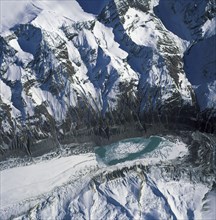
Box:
xmin=184 ymin=35 xmax=216 ymax=110
xmin=154 ymin=0 xmax=216 ymax=112
xmin=99 ymin=0 xmax=195 ymax=113
xmin=0 ymin=0 xmax=215 ymax=153
xmin=0 ymin=0 xmax=94 ymax=34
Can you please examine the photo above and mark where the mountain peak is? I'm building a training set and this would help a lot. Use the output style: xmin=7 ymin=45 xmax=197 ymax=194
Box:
xmin=0 ymin=0 xmax=94 ymax=34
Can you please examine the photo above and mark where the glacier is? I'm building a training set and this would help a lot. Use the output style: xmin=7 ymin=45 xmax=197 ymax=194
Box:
xmin=0 ymin=132 xmax=215 ymax=219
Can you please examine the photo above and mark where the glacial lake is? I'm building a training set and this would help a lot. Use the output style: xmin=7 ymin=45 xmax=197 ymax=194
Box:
xmin=95 ymin=136 xmax=162 ymax=165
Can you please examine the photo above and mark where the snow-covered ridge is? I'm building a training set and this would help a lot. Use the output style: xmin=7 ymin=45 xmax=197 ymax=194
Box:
xmin=0 ymin=0 xmax=94 ymax=34
xmin=0 ymin=0 xmax=215 ymax=151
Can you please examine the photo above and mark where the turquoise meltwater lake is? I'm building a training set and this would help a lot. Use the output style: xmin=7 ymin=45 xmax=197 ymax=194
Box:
xmin=95 ymin=136 xmax=162 ymax=165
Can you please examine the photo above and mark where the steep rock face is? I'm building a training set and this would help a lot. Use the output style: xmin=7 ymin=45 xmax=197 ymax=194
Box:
xmin=155 ymin=0 xmax=216 ymax=113
xmin=99 ymin=0 xmax=196 ymax=114
xmin=154 ymin=0 xmax=216 ymax=40
xmin=184 ymin=35 xmax=216 ymax=110
xmin=0 ymin=0 xmax=215 ymax=154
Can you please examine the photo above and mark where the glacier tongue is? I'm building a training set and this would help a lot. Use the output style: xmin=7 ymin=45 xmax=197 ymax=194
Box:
xmin=0 ymin=132 xmax=215 ymax=220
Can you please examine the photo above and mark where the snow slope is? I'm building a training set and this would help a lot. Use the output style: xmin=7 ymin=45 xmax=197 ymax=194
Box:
xmin=0 ymin=0 xmax=94 ymax=34
xmin=184 ymin=35 xmax=216 ymax=110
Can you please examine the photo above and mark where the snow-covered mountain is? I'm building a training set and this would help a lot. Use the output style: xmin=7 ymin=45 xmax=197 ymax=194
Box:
xmin=0 ymin=0 xmax=215 ymax=155
xmin=0 ymin=1 xmax=216 ymax=218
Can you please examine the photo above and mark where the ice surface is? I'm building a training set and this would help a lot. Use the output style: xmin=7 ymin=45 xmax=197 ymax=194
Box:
xmin=0 ymin=136 xmax=214 ymax=219
xmin=1 ymin=153 xmax=97 ymax=209
xmin=95 ymin=136 xmax=188 ymax=165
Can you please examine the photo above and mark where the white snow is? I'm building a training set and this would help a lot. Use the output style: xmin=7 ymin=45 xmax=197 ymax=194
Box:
xmin=202 ymin=17 xmax=216 ymax=38
xmin=0 ymin=153 xmax=97 ymax=209
xmin=202 ymin=190 xmax=216 ymax=219
xmin=34 ymin=0 xmax=94 ymax=22
xmin=123 ymin=8 xmax=159 ymax=47
xmin=8 ymin=38 xmax=34 ymax=64
xmin=30 ymin=86 xmax=67 ymax=121
xmin=0 ymin=136 xmax=214 ymax=219
xmin=156 ymin=177 xmax=209 ymax=219
xmin=4 ymin=64 xmax=22 ymax=82
xmin=0 ymin=79 xmax=11 ymax=104
xmin=0 ymin=0 xmax=94 ymax=34
xmin=0 ymin=0 xmax=40 ymax=34
xmin=68 ymin=163 xmax=211 ymax=220
xmin=94 ymin=21 xmax=127 ymax=59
